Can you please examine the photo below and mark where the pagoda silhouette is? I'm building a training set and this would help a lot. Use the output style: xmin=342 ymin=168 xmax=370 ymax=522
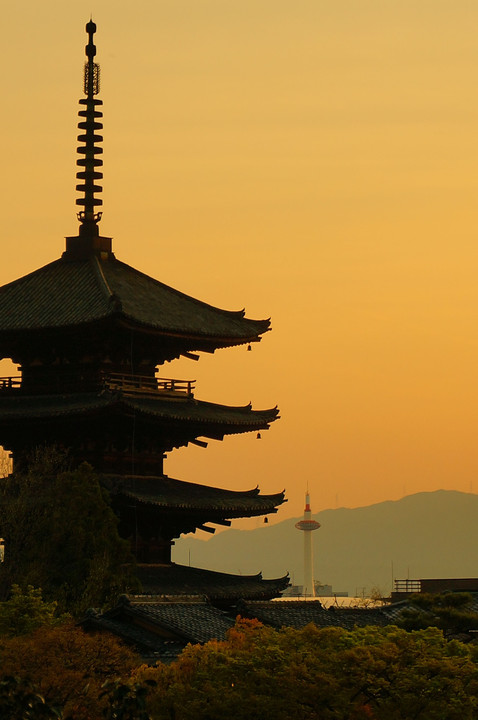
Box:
xmin=0 ymin=22 xmax=287 ymax=603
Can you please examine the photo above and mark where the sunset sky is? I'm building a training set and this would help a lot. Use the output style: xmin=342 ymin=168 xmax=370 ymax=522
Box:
xmin=1 ymin=1 xmax=478 ymax=524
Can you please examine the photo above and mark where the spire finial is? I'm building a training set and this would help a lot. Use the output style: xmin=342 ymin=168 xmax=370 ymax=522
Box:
xmin=64 ymin=21 xmax=113 ymax=260
xmin=76 ymin=19 xmax=103 ymax=236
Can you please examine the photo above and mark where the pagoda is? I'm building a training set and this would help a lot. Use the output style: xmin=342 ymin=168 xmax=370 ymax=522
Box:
xmin=0 ymin=22 xmax=287 ymax=601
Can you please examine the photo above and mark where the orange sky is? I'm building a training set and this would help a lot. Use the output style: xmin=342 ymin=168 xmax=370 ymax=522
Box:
xmin=1 ymin=2 xmax=478 ymax=525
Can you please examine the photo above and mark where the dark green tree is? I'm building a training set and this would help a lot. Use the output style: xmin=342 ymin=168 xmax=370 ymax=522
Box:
xmin=0 ymin=584 xmax=62 ymax=637
xmin=0 ymin=452 xmax=138 ymax=614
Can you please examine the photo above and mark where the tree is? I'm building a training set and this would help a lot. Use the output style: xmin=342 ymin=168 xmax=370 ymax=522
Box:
xmin=0 ymin=452 xmax=138 ymax=614
xmin=0 ymin=584 xmax=62 ymax=637
xmin=134 ymin=619 xmax=478 ymax=720
xmin=397 ymin=592 xmax=478 ymax=636
xmin=0 ymin=623 xmax=140 ymax=720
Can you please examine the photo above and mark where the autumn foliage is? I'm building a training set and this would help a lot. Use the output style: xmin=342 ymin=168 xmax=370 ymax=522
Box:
xmin=1 ymin=607 xmax=478 ymax=718
xmin=135 ymin=618 xmax=478 ymax=720
xmin=0 ymin=623 xmax=140 ymax=719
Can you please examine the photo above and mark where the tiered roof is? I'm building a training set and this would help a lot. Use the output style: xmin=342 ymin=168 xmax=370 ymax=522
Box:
xmin=108 ymin=474 xmax=285 ymax=517
xmin=134 ymin=563 xmax=290 ymax=604
xmin=0 ymin=255 xmax=269 ymax=355
xmin=0 ymin=392 xmax=278 ymax=438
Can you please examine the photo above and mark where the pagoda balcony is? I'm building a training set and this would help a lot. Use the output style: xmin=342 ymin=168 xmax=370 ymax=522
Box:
xmin=0 ymin=373 xmax=195 ymax=398
xmin=100 ymin=372 xmax=195 ymax=398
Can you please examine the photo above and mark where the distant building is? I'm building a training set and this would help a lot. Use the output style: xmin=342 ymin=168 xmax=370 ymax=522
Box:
xmin=392 ymin=578 xmax=478 ymax=602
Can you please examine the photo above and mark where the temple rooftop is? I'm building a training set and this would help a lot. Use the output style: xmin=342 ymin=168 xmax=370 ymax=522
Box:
xmin=107 ymin=474 xmax=285 ymax=516
xmin=0 ymin=391 xmax=278 ymax=435
xmin=133 ymin=563 xmax=290 ymax=604
xmin=0 ymin=255 xmax=269 ymax=350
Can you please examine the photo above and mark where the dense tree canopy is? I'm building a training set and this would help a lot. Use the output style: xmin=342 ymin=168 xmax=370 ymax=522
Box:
xmin=134 ymin=619 xmax=478 ymax=720
xmin=0 ymin=623 xmax=140 ymax=719
xmin=0 ymin=453 xmax=137 ymax=614
xmin=0 ymin=616 xmax=478 ymax=718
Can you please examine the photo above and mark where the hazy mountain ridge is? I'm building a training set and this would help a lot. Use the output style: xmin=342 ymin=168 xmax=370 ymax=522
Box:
xmin=173 ymin=491 xmax=478 ymax=596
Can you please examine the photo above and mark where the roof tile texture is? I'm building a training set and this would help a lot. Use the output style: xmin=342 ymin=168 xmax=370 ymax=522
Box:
xmin=0 ymin=256 xmax=269 ymax=340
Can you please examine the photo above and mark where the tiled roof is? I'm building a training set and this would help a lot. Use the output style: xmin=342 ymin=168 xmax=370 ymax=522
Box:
xmin=84 ymin=595 xmax=478 ymax=665
xmin=108 ymin=474 xmax=286 ymax=516
xmin=83 ymin=596 xmax=392 ymax=663
xmin=0 ymin=391 xmax=278 ymax=434
xmin=135 ymin=563 xmax=290 ymax=602
xmin=239 ymin=600 xmax=392 ymax=630
xmin=117 ymin=596 xmax=235 ymax=644
xmin=0 ymin=255 xmax=269 ymax=344
xmin=83 ymin=609 xmax=188 ymax=663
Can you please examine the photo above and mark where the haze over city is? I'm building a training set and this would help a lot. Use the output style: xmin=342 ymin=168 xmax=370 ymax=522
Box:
xmin=1 ymin=1 xmax=478 ymax=521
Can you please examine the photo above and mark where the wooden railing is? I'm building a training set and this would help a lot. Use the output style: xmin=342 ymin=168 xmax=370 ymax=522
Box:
xmin=0 ymin=373 xmax=195 ymax=398
xmin=101 ymin=372 xmax=195 ymax=397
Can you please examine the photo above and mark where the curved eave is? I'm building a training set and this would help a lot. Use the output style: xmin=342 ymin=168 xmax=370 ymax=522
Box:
xmin=116 ymin=315 xmax=271 ymax=348
xmin=0 ymin=312 xmax=269 ymax=349
xmin=125 ymin=396 xmax=279 ymax=433
xmin=135 ymin=563 xmax=290 ymax=601
xmin=0 ymin=256 xmax=271 ymax=346
xmin=117 ymin=489 xmax=286 ymax=516
xmin=0 ymin=393 xmax=280 ymax=444
xmin=103 ymin=258 xmax=271 ymax=342
xmin=106 ymin=474 xmax=286 ymax=523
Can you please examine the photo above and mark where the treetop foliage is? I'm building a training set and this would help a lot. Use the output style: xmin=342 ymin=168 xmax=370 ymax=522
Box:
xmin=0 ymin=617 xmax=478 ymax=718
xmin=132 ymin=618 xmax=478 ymax=720
xmin=0 ymin=584 xmax=63 ymax=637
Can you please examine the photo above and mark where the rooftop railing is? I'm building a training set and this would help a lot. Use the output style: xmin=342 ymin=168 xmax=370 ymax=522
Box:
xmin=393 ymin=579 xmax=421 ymax=594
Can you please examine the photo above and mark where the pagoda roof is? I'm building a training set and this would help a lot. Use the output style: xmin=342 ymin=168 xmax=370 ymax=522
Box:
xmin=0 ymin=255 xmax=269 ymax=348
xmin=135 ymin=563 xmax=290 ymax=603
xmin=0 ymin=390 xmax=278 ymax=437
xmin=108 ymin=474 xmax=285 ymax=517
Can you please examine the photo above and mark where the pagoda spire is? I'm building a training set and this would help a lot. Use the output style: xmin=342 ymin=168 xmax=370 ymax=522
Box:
xmin=76 ymin=20 xmax=103 ymax=238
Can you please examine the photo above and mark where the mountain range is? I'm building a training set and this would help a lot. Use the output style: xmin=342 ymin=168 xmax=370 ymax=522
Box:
xmin=172 ymin=491 xmax=478 ymax=596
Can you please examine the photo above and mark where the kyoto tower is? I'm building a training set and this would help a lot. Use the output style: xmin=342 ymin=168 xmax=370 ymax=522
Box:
xmin=295 ymin=491 xmax=321 ymax=597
